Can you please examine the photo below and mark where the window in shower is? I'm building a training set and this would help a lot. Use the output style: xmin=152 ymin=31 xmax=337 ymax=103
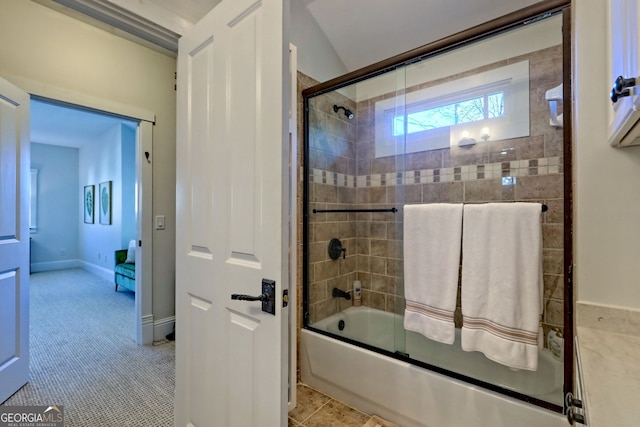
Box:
xmin=392 ymin=91 xmax=505 ymax=136
xmin=375 ymin=60 xmax=530 ymax=157
xmin=303 ymin=7 xmax=569 ymax=414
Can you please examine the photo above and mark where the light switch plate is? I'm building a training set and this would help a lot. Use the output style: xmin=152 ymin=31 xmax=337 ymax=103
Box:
xmin=155 ymin=215 xmax=165 ymax=230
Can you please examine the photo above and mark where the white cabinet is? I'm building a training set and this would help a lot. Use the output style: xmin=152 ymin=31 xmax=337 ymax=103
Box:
xmin=609 ymin=0 xmax=640 ymax=146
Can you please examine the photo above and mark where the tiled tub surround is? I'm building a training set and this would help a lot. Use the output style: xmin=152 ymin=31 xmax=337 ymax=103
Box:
xmin=306 ymin=45 xmax=565 ymax=345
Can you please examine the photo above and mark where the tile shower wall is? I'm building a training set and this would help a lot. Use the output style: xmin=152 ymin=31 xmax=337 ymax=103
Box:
xmin=302 ymin=45 xmax=565 ymax=343
xmin=306 ymin=90 xmax=359 ymax=323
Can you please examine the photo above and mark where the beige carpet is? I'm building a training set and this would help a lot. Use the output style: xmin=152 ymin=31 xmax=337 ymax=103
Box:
xmin=363 ymin=415 xmax=401 ymax=427
xmin=1 ymin=268 xmax=174 ymax=427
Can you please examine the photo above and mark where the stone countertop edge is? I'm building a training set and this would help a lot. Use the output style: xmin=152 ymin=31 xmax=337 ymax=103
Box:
xmin=576 ymin=302 xmax=640 ymax=427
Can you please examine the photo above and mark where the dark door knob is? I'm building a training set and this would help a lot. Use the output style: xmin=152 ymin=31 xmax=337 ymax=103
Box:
xmin=231 ymin=293 xmax=269 ymax=301
xmin=230 ymin=279 xmax=277 ymax=315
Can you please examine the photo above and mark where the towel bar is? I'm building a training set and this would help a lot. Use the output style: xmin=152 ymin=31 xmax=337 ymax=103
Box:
xmin=312 ymin=205 xmax=546 ymax=213
xmin=312 ymin=207 xmax=398 ymax=214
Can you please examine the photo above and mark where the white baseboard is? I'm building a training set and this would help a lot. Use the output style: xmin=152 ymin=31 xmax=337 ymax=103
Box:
xmin=31 ymin=259 xmax=82 ymax=273
xmin=80 ymin=261 xmax=113 ymax=282
xmin=154 ymin=316 xmax=175 ymax=342
xmin=141 ymin=314 xmax=154 ymax=345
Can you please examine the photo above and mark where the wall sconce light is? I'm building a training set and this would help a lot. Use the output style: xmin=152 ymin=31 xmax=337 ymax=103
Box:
xmin=459 ymin=130 xmax=476 ymax=147
xmin=481 ymin=127 xmax=490 ymax=141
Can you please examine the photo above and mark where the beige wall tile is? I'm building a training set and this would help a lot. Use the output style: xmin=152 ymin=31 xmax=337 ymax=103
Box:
xmin=516 ymin=174 xmax=563 ymax=199
xmin=542 ymin=223 xmax=564 ymax=249
xmin=463 ymin=179 xmax=516 ymax=202
xmin=422 ymin=182 xmax=464 ymax=203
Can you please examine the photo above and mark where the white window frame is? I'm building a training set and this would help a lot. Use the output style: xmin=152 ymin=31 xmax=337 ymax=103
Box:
xmin=374 ymin=60 xmax=530 ymax=158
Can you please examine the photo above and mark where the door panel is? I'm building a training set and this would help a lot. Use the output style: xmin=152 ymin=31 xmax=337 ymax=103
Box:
xmin=0 ymin=272 xmax=18 ymax=366
xmin=0 ymin=98 xmax=18 ymax=238
xmin=175 ymin=0 xmax=289 ymax=425
xmin=0 ymin=77 xmax=30 ymax=404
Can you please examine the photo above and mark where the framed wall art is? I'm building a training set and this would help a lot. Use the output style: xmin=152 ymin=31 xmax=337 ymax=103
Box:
xmin=99 ymin=181 xmax=112 ymax=225
xmin=84 ymin=185 xmax=94 ymax=224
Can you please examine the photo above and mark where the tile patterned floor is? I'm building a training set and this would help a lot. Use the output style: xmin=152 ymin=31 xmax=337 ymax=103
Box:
xmin=289 ymin=383 xmax=372 ymax=427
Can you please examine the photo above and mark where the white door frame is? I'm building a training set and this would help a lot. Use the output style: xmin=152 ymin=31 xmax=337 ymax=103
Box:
xmin=288 ymin=42 xmax=298 ymax=412
xmin=136 ymin=120 xmax=154 ymax=344
xmin=17 ymin=79 xmax=155 ymax=345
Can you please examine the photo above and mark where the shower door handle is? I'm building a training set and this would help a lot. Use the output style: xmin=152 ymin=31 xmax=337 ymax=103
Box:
xmin=611 ymin=75 xmax=637 ymax=103
xmin=230 ymin=279 xmax=276 ymax=315
xmin=566 ymin=408 xmax=585 ymax=425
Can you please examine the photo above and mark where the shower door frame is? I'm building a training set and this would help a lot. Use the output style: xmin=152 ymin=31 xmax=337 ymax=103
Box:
xmin=302 ymin=0 xmax=572 ymax=415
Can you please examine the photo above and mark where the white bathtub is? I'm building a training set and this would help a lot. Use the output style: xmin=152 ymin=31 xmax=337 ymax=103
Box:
xmin=300 ymin=306 xmax=566 ymax=427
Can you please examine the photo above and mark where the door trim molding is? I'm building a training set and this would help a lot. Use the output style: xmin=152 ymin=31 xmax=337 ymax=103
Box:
xmin=142 ymin=314 xmax=155 ymax=344
xmin=5 ymin=74 xmax=155 ymax=123
xmin=288 ymin=42 xmax=298 ymax=413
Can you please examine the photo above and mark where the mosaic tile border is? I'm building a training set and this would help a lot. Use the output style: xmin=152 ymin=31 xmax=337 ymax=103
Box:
xmin=310 ymin=157 xmax=563 ymax=187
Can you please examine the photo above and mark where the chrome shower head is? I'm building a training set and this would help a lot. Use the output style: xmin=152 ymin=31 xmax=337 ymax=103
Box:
xmin=333 ymin=104 xmax=354 ymax=120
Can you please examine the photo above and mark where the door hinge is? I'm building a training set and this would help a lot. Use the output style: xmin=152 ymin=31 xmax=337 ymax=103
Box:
xmin=282 ymin=289 xmax=289 ymax=308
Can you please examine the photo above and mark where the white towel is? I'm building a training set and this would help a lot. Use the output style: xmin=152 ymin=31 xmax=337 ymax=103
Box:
xmin=461 ymin=202 xmax=543 ymax=371
xmin=403 ymin=203 xmax=463 ymax=345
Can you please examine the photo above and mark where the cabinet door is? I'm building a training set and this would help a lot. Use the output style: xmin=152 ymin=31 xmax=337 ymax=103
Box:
xmin=609 ymin=0 xmax=640 ymax=146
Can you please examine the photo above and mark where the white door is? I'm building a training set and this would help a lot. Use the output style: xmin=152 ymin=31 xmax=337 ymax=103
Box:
xmin=175 ymin=0 xmax=290 ymax=425
xmin=0 ymin=77 xmax=30 ymax=403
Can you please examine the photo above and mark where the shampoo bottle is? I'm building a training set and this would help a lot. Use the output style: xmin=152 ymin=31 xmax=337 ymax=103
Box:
xmin=353 ymin=280 xmax=362 ymax=307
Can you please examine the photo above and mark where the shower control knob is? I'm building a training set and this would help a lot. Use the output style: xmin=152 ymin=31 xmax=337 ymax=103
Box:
xmin=328 ymin=238 xmax=347 ymax=260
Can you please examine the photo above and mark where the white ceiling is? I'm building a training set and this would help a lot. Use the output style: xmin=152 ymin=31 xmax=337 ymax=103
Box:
xmin=32 ymin=0 xmax=544 ymax=144
xmin=31 ymin=99 xmax=137 ymax=148
xmin=302 ymin=0 xmax=543 ymax=72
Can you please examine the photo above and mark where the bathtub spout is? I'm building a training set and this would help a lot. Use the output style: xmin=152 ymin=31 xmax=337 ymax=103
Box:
xmin=332 ymin=288 xmax=351 ymax=300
